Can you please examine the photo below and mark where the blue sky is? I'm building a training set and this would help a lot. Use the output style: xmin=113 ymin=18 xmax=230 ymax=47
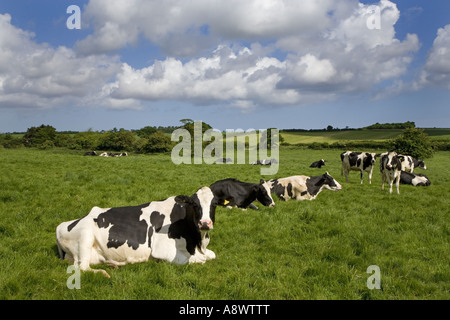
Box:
xmin=0 ymin=0 xmax=449 ymax=132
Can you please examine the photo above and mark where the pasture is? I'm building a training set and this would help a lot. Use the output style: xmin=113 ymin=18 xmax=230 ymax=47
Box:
xmin=0 ymin=147 xmax=448 ymax=300
xmin=281 ymin=128 xmax=450 ymax=144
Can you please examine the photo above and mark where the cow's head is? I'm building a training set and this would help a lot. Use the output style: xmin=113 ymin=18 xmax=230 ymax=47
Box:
xmin=321 ymin=172 xmax=343 ymax=191
xmin=416 ymin=160 xmax=427 ymax=170
xmin=384 ymin=152 xmax=401 ymax=170
xmin=175 ymin=187 xmax=217 ymax=231
xmin=364 ymin=152 xmax=377 ymax=166
xmin=256 ymin=179 xmax=276 ymax=207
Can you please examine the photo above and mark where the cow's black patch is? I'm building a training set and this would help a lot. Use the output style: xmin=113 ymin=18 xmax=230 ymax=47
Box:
xmin=305 ymin=174 xmax=331 ymax=196
xmin=300 ymin=191 xmax=308 ymax=196
xmin=150 ymin=211 xmax=165 ymax=232
xmin=286 ymin=183 xmax=293 ymax=199
xmin=362 ymin=153 xmax=374 ymax=170
xmin=67 ymin=218 xmax=82 ymax=232
xmin=168 ymin=202 xmax=201 ymax=255
xmin=94 ymin=203 xmax=150 ymax=250
xmin=348 ymin=152 xmax=360 ymax=167
xmin=271 ymin=179 xmax=286 ymax=200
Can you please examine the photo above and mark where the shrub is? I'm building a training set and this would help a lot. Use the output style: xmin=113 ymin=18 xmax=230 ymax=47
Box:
xmin=143 ymin=131 xmax=173 ymax=153
xmin=23 ymin=125 xmax=57 ymax=147
xmin=98 ymin=129 xmax=135 ymax=151
xmin=391 ymin=128 xmax=434 ymax=159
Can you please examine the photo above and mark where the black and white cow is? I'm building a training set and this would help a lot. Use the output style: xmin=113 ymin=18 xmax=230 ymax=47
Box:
xmin=268 ymin=172 xmax=342 ymax=201
xmin=310 ymin=159 xmax=326 ymax=168
xmin=56 ymin=187 xmax=218 ymax=278
xmin=99 ymin=152 xmax=128 ymax=157
xmin=380 ymin=152 xmax=402 ymax=194
xmin=340 ymin=151 xmax=377 ymax=184
xmin=251 ymin=158 xmax=278 ymax=165
xmin=398 ymin=155 xmax=427 ymax=172
xmin=209 ymin=178 xmax=275 ymax=210
xmin=216 ymin=157 xmax=232 ymax=163
xmin=400 ymin=171 xmax=431 ymax=186
xmin=84 ymin=151 xmax=97 ymax=156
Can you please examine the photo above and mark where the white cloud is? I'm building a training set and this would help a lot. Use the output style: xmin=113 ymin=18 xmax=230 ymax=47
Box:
xmin=93 ymin=0 xmax=421 ymax=110
xmin=0 ymin=13 xmax=121 ymax=110
xmin=419 ymin=24 xmax=450 ymax=89
xmin=0 ymin=1 xmax=429 ymax=113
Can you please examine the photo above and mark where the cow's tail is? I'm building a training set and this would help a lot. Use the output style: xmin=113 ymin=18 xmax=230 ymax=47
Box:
xmin=55 ymin=227 xmax=66 ymax=261
xmin=56 ymin=238 xmax=65 ymax=260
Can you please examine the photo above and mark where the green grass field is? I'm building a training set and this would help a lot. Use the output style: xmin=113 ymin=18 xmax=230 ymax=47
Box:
xmin=281 ymin=128 xmax=450 ymax=144
xmin=0 ymin=147 xmax=449 ymax=300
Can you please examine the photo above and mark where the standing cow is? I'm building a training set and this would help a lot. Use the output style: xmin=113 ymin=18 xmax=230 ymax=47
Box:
xmin=340 ymin=151 xmax=377 ymax=184
xmin=56 ymin=187 xmax=218 ymax=278
xmin=380 ymin=152 xmax=402 ymax=194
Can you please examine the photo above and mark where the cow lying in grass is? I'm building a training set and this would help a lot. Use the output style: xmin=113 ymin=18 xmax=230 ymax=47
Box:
xmin=268 ymin=172 xmax=342 ymax=201
xmin=56 ymin=187 xmax=217 ymax=278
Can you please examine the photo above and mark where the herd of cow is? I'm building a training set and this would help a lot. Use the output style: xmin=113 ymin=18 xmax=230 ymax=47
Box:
xmin=57 ymin=150 xmax=429 ymax=277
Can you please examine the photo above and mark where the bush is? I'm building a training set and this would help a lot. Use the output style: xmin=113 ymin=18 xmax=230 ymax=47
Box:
xmin=23 ymin=125 xmax=57 ymax=147
xmin=391 ymin=128 xmax=434 ymax=159
xmin=98 ymin=129 xmax=135 ymax=151
xmin=143 ymin=131 xmax=173 ymax=153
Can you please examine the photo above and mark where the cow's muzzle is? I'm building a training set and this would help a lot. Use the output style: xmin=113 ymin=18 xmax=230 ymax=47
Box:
xmin=199 ymin=219 xmax=213 ymax=230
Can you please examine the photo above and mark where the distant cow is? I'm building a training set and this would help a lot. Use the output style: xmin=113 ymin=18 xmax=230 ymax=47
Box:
xmin=251 ymin=158 xmax=278 ymax=165
xmin=400 ymin=171 xmax=431 ymax=186
xmin=268 ymin=172 xmax=342 ymax=201
xmin=209 ymin=178 xmax=275 ymax=210
xmin=310 ymin=159 xmax=326 ymax=168
xmin=216 ymin=158 xmax=232 ymax=163
xmin=380 ymin=152 xmax=402 ymax=194
xmin=84 ymin=151 xmax=97 ymax=156
xmin=340 ymin=151 xmax=377 ymax=184
xmin=398 ymin=155 xmax=427 ymax=172
xmin=56 ymin=187 xmax=218 ymax=278
xmin=99 ymin=152 xmax=128 ymax=157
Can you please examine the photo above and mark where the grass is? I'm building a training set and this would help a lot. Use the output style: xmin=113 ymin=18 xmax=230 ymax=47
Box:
xmin=0 ymin=147 xmax=449 ymax=300
xmin=281 ymin=128 xmax=450 ymax=144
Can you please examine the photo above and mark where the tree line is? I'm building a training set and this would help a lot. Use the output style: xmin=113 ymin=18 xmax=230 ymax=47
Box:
xmin=0 ymin=122 xmax=445 ymax=159
xmin=0 ymin=124 xmax=175 ymax=153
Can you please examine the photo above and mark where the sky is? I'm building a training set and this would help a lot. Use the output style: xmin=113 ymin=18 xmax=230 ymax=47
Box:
xmin=0 ymin=0 xmax=449 ymax=132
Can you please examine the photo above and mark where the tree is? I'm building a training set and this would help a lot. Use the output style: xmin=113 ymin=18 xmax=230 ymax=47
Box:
xmin=135 ymin=126 xmax=157 ymax=139
xmin=23 ymin=125 xmax=57 ymax=147
xmin=98 ymin=129 xmax=135 ymax=151
xmin=391 ymin=127 xmax=434 ymax=159
xmin=143 ymin=131 xmax=172 ymax=153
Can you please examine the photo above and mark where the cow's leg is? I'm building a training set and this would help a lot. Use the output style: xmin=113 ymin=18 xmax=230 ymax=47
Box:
xmin=77 ymin=233 xmax=110 ymax=278
xmin=395 ymin=175 xmax=400 ymax=195
xmin=344 ymin=169 xmax=349 ymax=183
xmin=368 ymin=168 xmax=373 ymax=184
xmin=388 ymin=178 xmax=393 ymax=194
xmin=381 ymin=173 xmax=385 ymax=190
xmin=360 ymin=170 xmax=364 ymax=184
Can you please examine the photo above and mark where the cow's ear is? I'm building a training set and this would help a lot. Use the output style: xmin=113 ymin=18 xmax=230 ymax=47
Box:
xmin=260 ymin=179 xmax=265 ymax=185
xmin=175 ymin=195 xmax=192 ymax=205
